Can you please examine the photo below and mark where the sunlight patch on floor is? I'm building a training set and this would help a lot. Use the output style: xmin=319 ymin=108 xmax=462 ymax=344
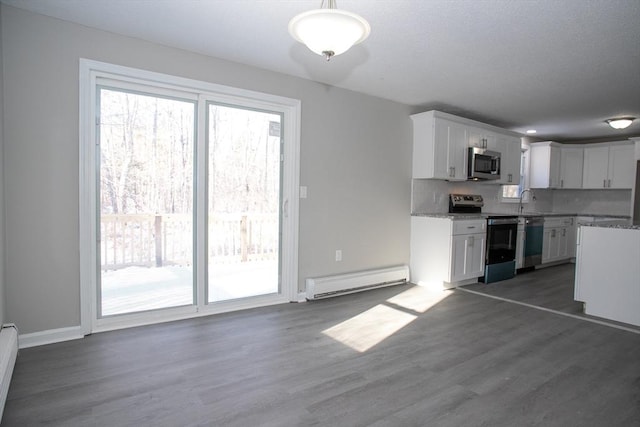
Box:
xmin=322 ymin=286 xmax=453 ymax=352
xmin=387 ymin=285 xmax=453 ymax=313
xmin=323 ymin=304 xmax=416 ymax=353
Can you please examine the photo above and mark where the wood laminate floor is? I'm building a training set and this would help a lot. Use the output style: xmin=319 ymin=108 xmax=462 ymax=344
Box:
xmin=463 ymin=263 xmax=640 ymax=332
xmin=464 ymin=264 xmax=583 ymax=315
xmin=4 ymin=274 xmax=640 ymax=426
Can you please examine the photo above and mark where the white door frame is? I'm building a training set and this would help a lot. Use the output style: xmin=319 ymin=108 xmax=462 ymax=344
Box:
xmin=79 ymin=59 xmax=300 ymax=334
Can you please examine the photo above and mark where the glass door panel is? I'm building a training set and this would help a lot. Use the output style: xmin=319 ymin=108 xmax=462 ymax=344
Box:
xmin=207 ymin=104 xmax=282 ymax=302
xmin=98 ymin=88 xmax=196 ymax=316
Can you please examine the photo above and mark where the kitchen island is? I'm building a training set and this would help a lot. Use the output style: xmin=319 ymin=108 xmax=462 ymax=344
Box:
xmin=574 ymin=222 xmax=640 ymax=327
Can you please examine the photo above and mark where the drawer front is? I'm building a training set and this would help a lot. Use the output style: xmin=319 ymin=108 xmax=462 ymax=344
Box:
xmin=453 ymin=220 xmax=486 ymax=235
xmin=561 ymin=217 xmax=574 ymax=226
xmin=545 ymin=216 xmax=574 ymax=228
xmin=544 ymin=218 xmax=563 ymax=229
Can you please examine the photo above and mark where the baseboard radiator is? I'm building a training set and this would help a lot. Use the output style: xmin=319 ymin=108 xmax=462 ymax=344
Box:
xmin=0 ymin=324 xmax=18 ymax=422
xmin=306 ymin=265 xmax=410 ymax=300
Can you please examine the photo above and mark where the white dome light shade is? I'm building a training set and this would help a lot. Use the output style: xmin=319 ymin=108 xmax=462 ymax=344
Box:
xmin=606 ymin=117 xmax=635 ymax=129
xmin=289 ymin=9 xmax=370 ymax=60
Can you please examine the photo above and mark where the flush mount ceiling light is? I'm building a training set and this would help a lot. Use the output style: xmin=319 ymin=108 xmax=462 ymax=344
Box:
xmin=606 ymin=117 xmax=636 ymax=130
xmin=288 ymin=0 xmax=371 ymax=61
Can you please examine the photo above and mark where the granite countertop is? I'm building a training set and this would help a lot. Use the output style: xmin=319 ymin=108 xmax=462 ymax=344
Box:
xmin=579 ymin=221 xmax=640 ymax=230
xmin=412 ymin=212 xmax=632 ymax=221
xmin=514 ymin=212 xmax=631 ymax=219
xmin=411 ymin=213 xmax=484 ymax=219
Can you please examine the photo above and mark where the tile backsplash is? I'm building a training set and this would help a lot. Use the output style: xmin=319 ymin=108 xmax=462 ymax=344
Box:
xmin=552 ymin=189 xmax=632 ymax=216
xmin=412 ymin=179 xmax=632 ymax=216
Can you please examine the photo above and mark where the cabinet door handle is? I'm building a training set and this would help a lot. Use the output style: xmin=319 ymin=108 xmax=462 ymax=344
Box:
xmin=561 ymin=179 xmax=564 ymax=188
xmin=552 ymin=229 xmax=556 ymax=238
xmin=608 ymin=179 xmax=611 ymax=188
xmin=603 ymin=179 xmax=606 ymax=188
xmin=562 ymin=229 xmax=566 ymax=237
xmin=452 ymin=167 xmax=455 ymax=177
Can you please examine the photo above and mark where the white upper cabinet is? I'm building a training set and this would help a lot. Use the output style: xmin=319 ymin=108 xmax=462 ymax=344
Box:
xmin=446 ymin=121 xmax=469 ymax=181
xmin=559 ymin=146 xmax=584 ymax=189
xmin=411 ymin=111 xmax=467 ymax=181
xmin=468 ymin=127 xmax=498 ymax=150
xmin=531 ymin=141 xmax=632 ymax=190
xmin=582 ymin=146 xmax=609 ymax=189
xmin=607 ymin=144 xmax=635 ymax=188
xmin=497 ymin=134 xmax=521 ymax=185
xmin=411 ymin=110 xmax=522 ymax=183
xmin=530 ymin=141 xmax=561 ymax=188
xmin=582 ymin=142 xmax=634 ymax=189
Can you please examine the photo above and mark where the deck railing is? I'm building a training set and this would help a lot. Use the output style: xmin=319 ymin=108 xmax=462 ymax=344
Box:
xmin=100 ymin=213 xmax=278 ymax=271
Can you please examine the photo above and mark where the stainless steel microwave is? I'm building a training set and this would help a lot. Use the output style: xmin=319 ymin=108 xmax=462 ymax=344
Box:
xmin=468 ymin=147 xmax=501 ymax=180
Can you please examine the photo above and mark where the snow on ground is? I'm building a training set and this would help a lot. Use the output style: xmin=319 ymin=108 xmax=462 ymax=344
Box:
xmin=101 ymin=261 xmax=278 ymax=316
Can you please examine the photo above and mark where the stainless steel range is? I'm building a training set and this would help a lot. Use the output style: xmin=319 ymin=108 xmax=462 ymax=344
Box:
xmin=448 ymin=193 xmax=484 ymax=214
xmin=449 ymin=194 xmax=518 ymax=283
xmin=483 ymin=215 xmax=518 ymax=283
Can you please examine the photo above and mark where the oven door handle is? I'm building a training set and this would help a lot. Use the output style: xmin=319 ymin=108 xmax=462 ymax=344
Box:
xmin=487 ymin=218 xmax=519 ymax=226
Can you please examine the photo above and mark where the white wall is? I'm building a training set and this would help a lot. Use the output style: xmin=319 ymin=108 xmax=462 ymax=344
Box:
xmin=1 ymin=5 xmax=412 ymax=334
xmin=0 ymin=5 xmax=5 ymax=325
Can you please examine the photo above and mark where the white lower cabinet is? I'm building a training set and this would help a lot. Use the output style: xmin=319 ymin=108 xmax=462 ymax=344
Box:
xmin=410 ymin=216 xmax=486 ymax=288
xmin=574 ymin=226 xmax=640 ymax=327
xmin=451 ymin=232 xmax=486 ymax=282
xmin=542 ymin=216 xmax=575 ymax=264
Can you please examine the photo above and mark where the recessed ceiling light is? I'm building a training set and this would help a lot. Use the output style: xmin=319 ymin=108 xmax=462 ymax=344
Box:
xmin=526 ymin=129 xmax=537 ymax=134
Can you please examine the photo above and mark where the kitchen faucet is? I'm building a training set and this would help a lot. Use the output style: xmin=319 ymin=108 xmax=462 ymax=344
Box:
xmin=518 ymin=188 xmax=535 ymax=214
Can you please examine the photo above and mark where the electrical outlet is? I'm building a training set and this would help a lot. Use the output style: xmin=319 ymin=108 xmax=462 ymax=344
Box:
xmin=335 ymin=250 xmax=342 ymax=262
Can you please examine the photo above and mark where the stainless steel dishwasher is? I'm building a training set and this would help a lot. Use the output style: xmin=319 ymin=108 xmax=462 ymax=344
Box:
xmin=523 ymin=217 xmax=544 ymax=268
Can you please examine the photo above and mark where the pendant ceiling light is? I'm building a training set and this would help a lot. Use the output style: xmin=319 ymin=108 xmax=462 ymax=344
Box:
xmin=606 ymin=117 xmax=636 ymax=130
xmin=288 ymin=0 xmax=371 ymax=61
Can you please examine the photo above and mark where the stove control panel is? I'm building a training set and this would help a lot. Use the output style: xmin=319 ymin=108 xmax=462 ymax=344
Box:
xmin=450 ymin=194 xmax=484 ymax=207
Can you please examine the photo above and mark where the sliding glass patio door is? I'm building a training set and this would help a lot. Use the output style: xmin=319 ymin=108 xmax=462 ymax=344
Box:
xmin=206 ymin=103 xmax=282 ymax=302
xmin=94 ymin=85 xmax=290 ymax=324
xmin=82 ymin=61 xmax=299 ymax=332
xmin=97 ymin=87 xmax=196 ymax=317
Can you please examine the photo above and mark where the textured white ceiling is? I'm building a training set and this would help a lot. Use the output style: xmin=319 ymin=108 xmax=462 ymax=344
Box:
xmin=3 ymin=0 xmax=640 ymax=142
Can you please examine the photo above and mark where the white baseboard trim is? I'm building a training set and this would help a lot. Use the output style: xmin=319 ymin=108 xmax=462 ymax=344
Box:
xmin=19 ymin=326 xmax=85 ymax=349
xmin=18 ymin=296 xmax=306 ymax=348
xmin=0 ymin=325 xmax=18 ymax=421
